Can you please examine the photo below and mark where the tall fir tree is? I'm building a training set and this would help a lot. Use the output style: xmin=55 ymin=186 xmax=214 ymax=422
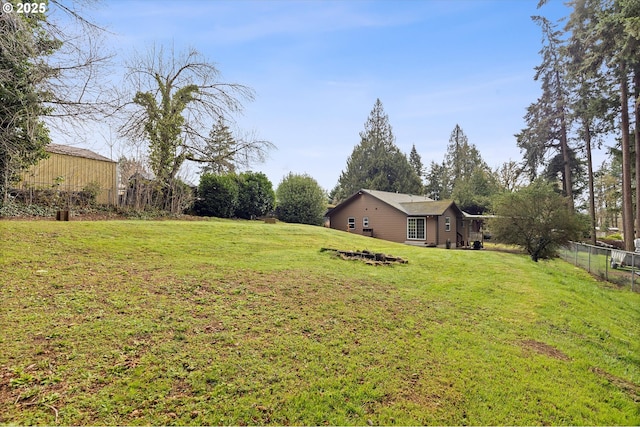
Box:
xmin=425 ymin=161 xmax=450 ymax=200
xmin=565 ymin=0 xmax=617 ymax=243
xmin=446 ymin=125 xmax=467 ymax=185
xmin=445 ymin=125 xmax=487 ymax=184
xmin=409 ymin=144 xmax=424 ymax=183
xmin=599 ymin=0 xmax=640 ymax=249
xmin=201 ymin=117 xmax=237 ymax=175
xmin=422 ymin=124 xmax=496 ymax=213
xmin=516 ymin=16 xmax=575 ymax=212
xmin=335 ymin=99 xmax=422 ymax=201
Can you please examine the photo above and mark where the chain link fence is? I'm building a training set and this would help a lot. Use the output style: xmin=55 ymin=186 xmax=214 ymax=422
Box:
xmin=559 ymin=242 xmax=638 ymax=291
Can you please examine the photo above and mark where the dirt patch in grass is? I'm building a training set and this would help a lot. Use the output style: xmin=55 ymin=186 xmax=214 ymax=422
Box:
xmin=521 ymin=340 xmax=571 ymax=361
xmin=591 ymin=367 xmax=640 ymax=402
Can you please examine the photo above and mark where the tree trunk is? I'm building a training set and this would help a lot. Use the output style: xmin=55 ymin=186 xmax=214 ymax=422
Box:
xmin=634 ymin=69 xmax=640 ymax=241
xmin=559 ymin=116 xmax=574 ymax=212
xmin=583 ymin=121 xmax=597 ymax=245
xmin=620 ymin=66 xmax=635 ymax=251
xmin=555 ymin=69 xmax=574 ymax=212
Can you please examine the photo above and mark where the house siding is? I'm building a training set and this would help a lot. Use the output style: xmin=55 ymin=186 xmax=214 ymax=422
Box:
xmin=434 ymin=206 xmax=459 ymax=247
xmin=426 ymin=216 xmax=438 ymax=245
xmin=329 ymin=192 xmax=409 ymax=243
xmin=328 ymin=190 xmax=469 ymax=247
xmin=19 ymin=152 xmax=117 ymax=205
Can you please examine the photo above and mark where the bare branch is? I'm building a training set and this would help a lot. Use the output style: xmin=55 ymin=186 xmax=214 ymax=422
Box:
xmin=116 ymin=44 xmax=273 ymax=212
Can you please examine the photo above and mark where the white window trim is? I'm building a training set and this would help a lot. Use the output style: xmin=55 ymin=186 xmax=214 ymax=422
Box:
xmin=445 ymin=216 xmax=451 ymax=232
xmin=407 ymin=217 xmax=426 ymax=240
xmin=363 ymin=217 xmax=369 ymax=228
xmin=348 ymin=217 xmax=355 ymax=229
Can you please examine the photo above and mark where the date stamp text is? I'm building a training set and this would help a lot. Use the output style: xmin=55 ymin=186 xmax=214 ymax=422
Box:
xmin=2 ymin=2 xmax=47 ymax=14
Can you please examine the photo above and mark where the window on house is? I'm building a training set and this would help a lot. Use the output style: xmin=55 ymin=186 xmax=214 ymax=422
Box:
xmin=348 ymin=217 xmax=355 ymax=229
xmin=363 ymin=217 xmax=369 ymax=227
xmin=407 ymin=217 xmax=426 ymax=240
xmin=445 ymin=216 xmax=451 ymax=232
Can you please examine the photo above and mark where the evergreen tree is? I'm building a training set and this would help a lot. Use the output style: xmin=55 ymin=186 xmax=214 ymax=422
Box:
xmin=0 ymin=8 xmax=56 ymax=203
xmin=445 ymin=125 xmax=488 ymax=184
xmin=335 ymin=99 xmax=422 ymax=201
xmin=440 ymin=124 xmax=494 ymax=213
xmin=201 ymin=117 xmax=237 ymax=175
xmin=452 ymin=168 xmax=499 ymax=215
xmin=565 ymin=0 xmax=617 ymax=243
xmin=445 ymin=125 xmax=468 ymax=184
xmin=598 ymin=0 xmax=640 ymax=249
xmin=409 ymin=144 xmax=424 ymax=183
xmin=516 ymin=16 xmax=575 ymax=211
xmin=594 ymin=158 xmax=622 ymax=230
xmin=424 ymin=161 xmax=450 ymax=200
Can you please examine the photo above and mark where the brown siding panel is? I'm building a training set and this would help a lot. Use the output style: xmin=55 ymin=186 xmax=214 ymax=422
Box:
xmin=426 ymin=217 xmax=438 ymax=245
xmin=330 ymin=192 xmax=408 ymax=243
xmin=329 ymin=191 xmax=466 ymax=247
xmin=436 ymin=207 xmax=458 ymax=247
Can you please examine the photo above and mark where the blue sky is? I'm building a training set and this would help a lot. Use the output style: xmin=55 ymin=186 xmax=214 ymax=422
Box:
xmin=69 ymin=0 xmax=581 ymax=191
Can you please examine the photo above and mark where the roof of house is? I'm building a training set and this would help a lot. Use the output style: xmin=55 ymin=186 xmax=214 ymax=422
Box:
xmin=399 ymin=200 xmax=459 ymax=216
xmin=329 ymin=189 xmax=461 ymax=217
xmin=357 ymin=189 xmax=432 ymax=211
xmin=46 ymin=143 xmax=115 ymax=163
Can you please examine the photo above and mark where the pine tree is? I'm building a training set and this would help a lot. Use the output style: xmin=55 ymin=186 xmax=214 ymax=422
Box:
xmin=201 ymin=117 xmax=237 ymax=175
xmin=409 ymin=144 xmax=424 ymax=182
xmin=335 ymin=99 xmax=422 ymax=201
xmin=441 ymin=124 xmax=494 ymax=212
xmin=425 ymin=161 xmax=449 ymax=200
xmin=516 ymin=16 xmax=575 ymax=211
xmin=565 ymin=0 xmax=617 ymax=244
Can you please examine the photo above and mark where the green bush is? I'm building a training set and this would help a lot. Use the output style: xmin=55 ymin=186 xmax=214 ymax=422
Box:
xmin=490 ymin=180 xmax=587 ymax=261
xmin=235 ymin=172 xmax=275 ymax=219
xmin=275 ymin=173 xmax=326 ymax=225
xmin=194 ymin=173 xmax=239 ymax=218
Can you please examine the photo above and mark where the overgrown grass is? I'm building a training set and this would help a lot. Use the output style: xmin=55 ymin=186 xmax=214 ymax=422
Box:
xmin=1 ymin=219 xmax=639 ymax=425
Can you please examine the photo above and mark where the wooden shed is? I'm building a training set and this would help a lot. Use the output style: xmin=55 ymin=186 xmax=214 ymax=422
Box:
xmin=19 ymin=144 xmax=117 ymax=205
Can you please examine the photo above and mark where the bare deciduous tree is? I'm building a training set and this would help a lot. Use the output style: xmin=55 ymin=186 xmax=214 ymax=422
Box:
xmin=117 ymin=45 xmax=274 ymax=212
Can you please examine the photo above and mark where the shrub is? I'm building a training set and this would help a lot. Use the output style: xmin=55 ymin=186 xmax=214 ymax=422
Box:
xmin=275 ymin=173 xmax=326 ymax=225
xmin=235 ymin=172 xmax=275 ymax=219
xmin=489 ymin=180 xmax=587 ymax=262
xmin=194 ymin=173 xmax=239 ymax=218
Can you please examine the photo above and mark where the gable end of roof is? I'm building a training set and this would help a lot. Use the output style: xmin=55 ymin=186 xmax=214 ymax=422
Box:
xmin=329 ymin=189 xmax=453 ymax=217
xmin=46 ymin=144 xmax=115 ymax=163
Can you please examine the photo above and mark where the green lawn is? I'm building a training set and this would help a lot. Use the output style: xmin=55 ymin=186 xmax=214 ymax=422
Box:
xmin=1 ymin=219 xmax=639 ymax=425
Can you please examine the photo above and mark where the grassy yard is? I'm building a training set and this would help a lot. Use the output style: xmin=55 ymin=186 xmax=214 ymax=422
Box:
xmin=1 ymin=219 xmax=639 ymax=425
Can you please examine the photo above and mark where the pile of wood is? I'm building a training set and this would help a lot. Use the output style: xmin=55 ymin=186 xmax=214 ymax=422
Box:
xmin=320 ymin=248 xmax=408 ymax=265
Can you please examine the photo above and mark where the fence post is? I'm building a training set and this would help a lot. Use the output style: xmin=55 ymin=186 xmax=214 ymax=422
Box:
xmin=575 ymin=242 xmax=578 ymax=266
xmin=588 ymin=245 xmax=591 ymax=273
xmin=632 ymin=253 xmax=635 ymax=292
xmin=605 ymin=249 xmax=609 ymax=281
